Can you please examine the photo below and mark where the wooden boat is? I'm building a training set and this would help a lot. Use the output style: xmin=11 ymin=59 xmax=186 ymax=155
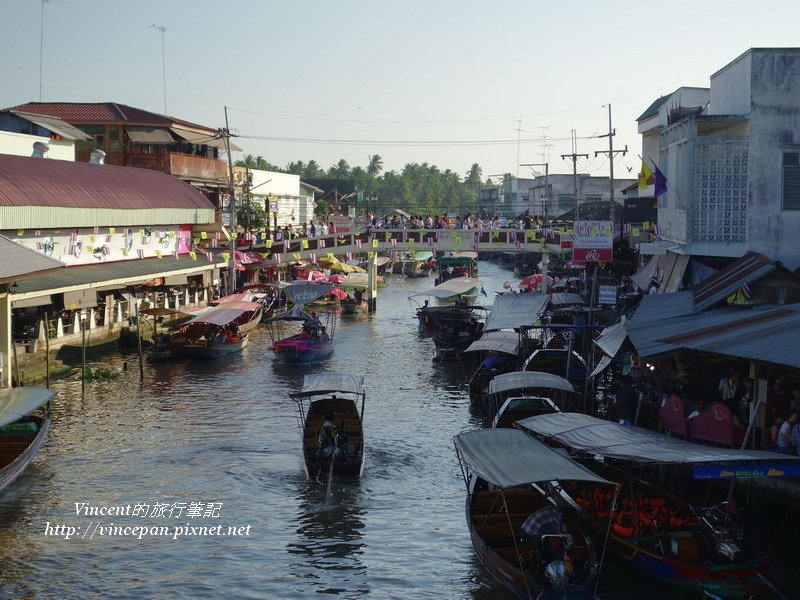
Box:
xmin=168 ymin=300 xmax=261 ymax=360
xmin=517 ymin=412 xmax=800 ymax=599
xmin=454 ymin=428 xmax=614 ymax=600
xmin=0 ymin=387 xmax=54 ymax=491
xmin=265 ymin=282 xmax=338 ymax=364
xmin=486 ymin=371 xmax=572 ymax=428
xmin=291 ymin=373 xmax=365 ymax=481
xmin=435 ymin=254 xmax=478 ymax=293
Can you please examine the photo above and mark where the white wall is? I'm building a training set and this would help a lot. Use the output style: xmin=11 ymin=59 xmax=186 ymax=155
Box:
xmin=250 ymin=169 xmax=300 ymax=196
xmin=710 ymin=50 xmax=752 ymax=115
xmin=0 ymin=130 xmax=75 ymax=161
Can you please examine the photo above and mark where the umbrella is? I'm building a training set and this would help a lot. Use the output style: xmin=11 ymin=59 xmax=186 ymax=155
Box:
xmin=519 ymin=274 xmax=553 ymax=289
xmin=330 ymin=288 xmax=348 ymax=300
xmin=328 ymin=274 xmax=347 ymax=283
xmin=297 ymin=270 xmax=328 ymax=282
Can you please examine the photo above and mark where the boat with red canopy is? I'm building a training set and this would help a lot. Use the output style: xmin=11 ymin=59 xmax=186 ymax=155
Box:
xmin=168 ymin=300 xmax=262 ymax=359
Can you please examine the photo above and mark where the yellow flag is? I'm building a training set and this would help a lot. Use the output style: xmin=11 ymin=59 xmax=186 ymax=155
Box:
xmin=327 ymin=252 xmax=335 ymax=261
xmin=368 ymin=251 xmax=374 ymax=258
xmin=189 ymin=251 xmax=197 ymax=260
xmin=301 ymin=239 xmax=309 ymax=249
xmin=293 ymin=252 xmax=301 ymax=260
xmin=632 ymin=227 xmax=640 ymax=236
xmin=155 ymin=249 xmax=162 ymax=258
xmin=109 ymin=227 xmax=116 ymax=235
xmin=139 ymin=229 xmax=146 ymax=237
xmin=222 ymin=252 xmax=230 ymax=262
xmin=265 ymin=239 xmax=273 ymax=248
xmin=17 ymin=229 xmax=24 ymax=236
xmin=639 ymin=160 xmax=653 ymax=189
xmin=193 ymin=237 xmax=199 ymax=246
xmin=121 ymin=248 xmax=129 ymax=257
xmin=372 ymin=239 xmax=379 ymax=248
xmin=200 ymin=231 xmax=208 ymax=239
xmin=169 ymin=231 xmax=175 ymax=239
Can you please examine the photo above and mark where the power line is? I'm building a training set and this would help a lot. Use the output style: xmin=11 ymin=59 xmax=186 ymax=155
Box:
xmin=226 ymin=104 xmax=604 ymax=125
xmin=236 ymin=133 xmax=601 ymax=147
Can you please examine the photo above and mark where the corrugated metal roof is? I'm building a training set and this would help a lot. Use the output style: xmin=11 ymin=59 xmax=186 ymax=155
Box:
xmin=9 ymin=111 xmax=92 ymax=140
xmin=693 ymin=252 xmax=777 ymax=311
xmin=0 ymin=153 xmax=215 ymax=210
xmin=0 ymin=235 xmax=64 ymax=283
xmin=13 ymin=256 xmax=220 ymax=295
xmin=6 ymin=102 xmax=216 ymax=133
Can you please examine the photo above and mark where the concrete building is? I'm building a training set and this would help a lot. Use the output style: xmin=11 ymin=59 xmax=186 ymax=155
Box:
xmin=0 ymin=110 xmax=92 ymax=160
xmin=510 ymin=174 xmax=636 ymax=221
xmin=643 ymin=48 xmax=800 ymax=269
xmin=232 ymin=167 xmax=319 ymax=230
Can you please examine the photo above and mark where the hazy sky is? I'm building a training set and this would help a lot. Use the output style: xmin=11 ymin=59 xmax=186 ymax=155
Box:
xmin=3 ymin=0 xmax=800 ymax=180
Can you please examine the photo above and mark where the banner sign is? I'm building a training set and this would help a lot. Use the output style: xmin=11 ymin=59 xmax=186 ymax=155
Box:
xmin=572 ymin=220 xmax=613 ymax=261
xmin=693 ymin=463 xmax=800 ymax=480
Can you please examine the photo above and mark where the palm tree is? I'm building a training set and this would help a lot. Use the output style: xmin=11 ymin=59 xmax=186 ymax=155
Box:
xmin=466 ymin=163 xmax=482 ymax=187
xmin=367 ymin=154 xmax=383 ymax=177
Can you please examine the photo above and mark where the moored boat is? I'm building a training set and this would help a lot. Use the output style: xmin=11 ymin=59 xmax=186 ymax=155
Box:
xmin=291 ymin=372 xmax=365 ymax=481
xmin=0 ymin=387 xmax=54 ymax=491
xmin=517 ymin=412 xmax=800 ymax=599
xmin=454 ymin=428 xmax=615 ymax=600
xmin=487 ymin=371 xmax=573 ymax=428
xmin=168 ymin=301 xmax=261 ymax=360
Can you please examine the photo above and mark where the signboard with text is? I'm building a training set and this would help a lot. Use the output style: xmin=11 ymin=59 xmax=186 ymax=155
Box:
xmin=572 ymin=220 xmax=613 ymax=261
xmin=598 ymin=285 xmax=617 ymax=305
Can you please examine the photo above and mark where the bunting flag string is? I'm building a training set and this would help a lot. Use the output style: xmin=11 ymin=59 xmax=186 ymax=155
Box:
xmin=275 ymin=253 xmax=282 ymax=264
xmin=301 ymin=239 xmax=309 ymax=249
xmin=319 ymin=239 xmax=326 ymax=248
xmin=173 ymin=251 xmax=179 ymax=260
xmin=346 ymin=252 xmax=352 ymax=261
xmin=292 ymin=252 xmax=301 ymax=260
xmin=390 ymin=238 xmax=397 ymax=247
xmin=309 ymin=252 xmax=316 ymax=263
xmin=189 ymin=251 xmax=197 ymax=260
xmin=355 ymin=239 xmax=362 ymax=249
xmin=155 ymin=249 xmax=162 ymax=259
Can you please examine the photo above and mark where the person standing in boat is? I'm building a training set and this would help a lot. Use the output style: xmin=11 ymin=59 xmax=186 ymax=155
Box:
xmin=317 ymin=410 xmax=340 ymax=480
xmin=520 ymin=504 xmax=571 ymax=565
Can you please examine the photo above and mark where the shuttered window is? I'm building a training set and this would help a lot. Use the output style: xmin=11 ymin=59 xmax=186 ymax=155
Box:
xmin=783 ymin=152 xmax=800 ymax=210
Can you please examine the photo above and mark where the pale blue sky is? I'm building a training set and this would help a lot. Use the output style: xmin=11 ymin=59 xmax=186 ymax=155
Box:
xmin=3 ymin=0 xmax=800 ymax=179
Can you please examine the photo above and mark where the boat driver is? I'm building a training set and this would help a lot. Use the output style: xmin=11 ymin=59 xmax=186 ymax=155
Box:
xmin=520 ymin=504 xmax=572 ymax=564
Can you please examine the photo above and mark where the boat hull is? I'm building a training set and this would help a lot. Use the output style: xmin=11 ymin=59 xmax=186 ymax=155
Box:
xmin=274 ymin=338 xmax=333 ymax=363
xmin=185 ymin=337 xmax=248 ymax=359
xmin=0 ymin=415 xmax=50 ymax=491
xmin=302 ymin=398 xmax=364 ymax=481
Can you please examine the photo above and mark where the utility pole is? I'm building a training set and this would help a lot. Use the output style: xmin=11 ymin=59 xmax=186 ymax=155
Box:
xmin=150 ymin=24 xmax=169 ymax=114
xmin=561 ymin=129 xmax=588 ymax=223
xmin=222 ymin=106 xmax=238 ymax=295
xmin=595 ymin=104 xmax=627 ymax=230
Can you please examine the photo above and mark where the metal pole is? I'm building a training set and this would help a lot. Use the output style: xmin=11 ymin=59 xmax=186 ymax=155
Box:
xmin=607 ymin=104 xmax=615 ymax=228
xmin=44 ymin=311 xmax=50 ymax=389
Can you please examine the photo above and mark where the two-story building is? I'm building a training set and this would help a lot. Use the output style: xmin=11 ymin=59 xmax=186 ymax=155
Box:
xmin=642 ymin=48 xmax=800 ymax=270
xmin=1 ymin=102 xmax=236 ymax=213
xmin=232 ymin=168 xmax=320 ymax=230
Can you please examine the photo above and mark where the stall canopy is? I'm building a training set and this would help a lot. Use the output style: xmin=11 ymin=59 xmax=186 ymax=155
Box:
xmin=410 ymin=277 xmax=480 ymax=299
xmin=482 ymin=293 xmax=549 ymax=332
xmin=590 ymin=321 xmax=628 ymax=377
xmin=517 ymin=412 xmax=800 ymax=466
xmin=454 ymin=428 xmax=610 ymax=488
xmin=549 ymin=292 xmax=585 ymax=306
xmin=463 ymin=330 xmax=521 ymax=356
xmin=0 ymin=387 xmax=55 ymax=427
xmin=292 ymin=372 xmax=365 ymax=398
xmin=488 ymin=371 xmax=574 ymax=395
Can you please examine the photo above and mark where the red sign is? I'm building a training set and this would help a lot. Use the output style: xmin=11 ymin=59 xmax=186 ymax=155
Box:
xmin=573 ymin=248 xmax=613 ymax=261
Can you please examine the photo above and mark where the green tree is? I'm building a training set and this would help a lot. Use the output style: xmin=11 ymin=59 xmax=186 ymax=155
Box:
xmin=328 ymin=159 xmax=351 ymax=179
xmin=237 ymin=200 xmax=268 ymax=231
xmin=367 ymin=154 xmax=383 ymax=177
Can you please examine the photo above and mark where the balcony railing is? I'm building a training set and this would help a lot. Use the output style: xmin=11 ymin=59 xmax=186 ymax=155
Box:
xmin=126 ymin=151 xmax=228 ymax=183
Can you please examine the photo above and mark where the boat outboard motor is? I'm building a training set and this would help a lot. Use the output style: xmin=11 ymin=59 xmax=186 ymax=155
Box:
xmin=544 ymin=561 xmax=569 ymax=591
xmin=699 ymin=502 xmax=744 ymax=562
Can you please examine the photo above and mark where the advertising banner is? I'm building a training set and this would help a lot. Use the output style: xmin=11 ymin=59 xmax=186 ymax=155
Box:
xmin=572 ymin=220 xmax=613 ymax=261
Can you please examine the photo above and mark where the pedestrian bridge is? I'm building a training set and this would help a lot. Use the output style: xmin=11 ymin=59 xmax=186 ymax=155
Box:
xmin=252 ymin=228 xmax=567 ymax=266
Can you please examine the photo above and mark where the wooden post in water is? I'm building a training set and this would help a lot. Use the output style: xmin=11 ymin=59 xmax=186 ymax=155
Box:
xmin=367 ymin=251 xmax=378 ymax=313
xmin=81 ymin=312 xmax=86 ymax=393
xmin=44 ymin=311 xmax=50 ymax=389
xmin=135 ymin=301 xmax=144 ymax=382
xmin=11 ymin=333 xmax=20 ymax=387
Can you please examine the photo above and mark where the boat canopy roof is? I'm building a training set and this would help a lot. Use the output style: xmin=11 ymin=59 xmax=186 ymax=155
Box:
xmin=438 ymin=255 xmax=477 ymax=267
xmin=489 ymin=371 xmax=574 ymax=395
xmin=549 ymin=292 xmax=585 ymax=306
xmin=483 ymin=292 xmax=549 ymax=332
xmin=454 ymin=428 xmax=611 ymax=488
xmin=282 ymin=282 xmax=335 ymax=307
xmin=410 ymin=277 xmax=480 ymax=299
xmin=517 ymin=412 xmax=800 ymax=465
xmin=184 ymin=301 xmax=261 ymax=328
xmin=375 ymin=256 xmax=393 ymax=267
xmin=0 ymin=387 xmax=54 ymax=427
xmin=292 ymin=372 xmax=365 ymax=398
xmin=463 ymin=330 xmax=520 ymax=356
xmin=406 ymin=251 xmax=433 ymax=261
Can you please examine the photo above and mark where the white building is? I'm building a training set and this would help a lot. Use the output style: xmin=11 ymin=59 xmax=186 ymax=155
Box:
xmin=0 ymin=110 xmax=91 ymax=161
xmin=510 ymin=174 xmax=636 ymax=220
xmin=233 ymin=168 xmax=319 ymax=230
xmin=644 ymin=48 xmax=800 ymax=269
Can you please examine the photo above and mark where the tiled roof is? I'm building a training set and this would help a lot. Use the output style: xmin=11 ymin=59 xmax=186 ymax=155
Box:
xmin=4 ymin=102 xmax=217 ymax=133
xmin=0 ymin=153 xmax=215 ymax=210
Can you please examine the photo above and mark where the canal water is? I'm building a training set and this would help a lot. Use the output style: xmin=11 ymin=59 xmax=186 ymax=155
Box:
xmin=0 ymin=261 xmax=792 ymax=599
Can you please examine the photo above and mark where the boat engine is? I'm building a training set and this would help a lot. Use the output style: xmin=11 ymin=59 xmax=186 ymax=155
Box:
xmin=544 ymin=560 xmax=569 ymax=591
xmin=698 ymin=502 xmax=745 ymax=562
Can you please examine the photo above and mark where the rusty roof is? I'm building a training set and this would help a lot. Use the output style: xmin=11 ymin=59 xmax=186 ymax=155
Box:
xmin=0 ymin=153 xmax=215 ymax=210
xmin=693 ymin=252 xmax=778 ymax=311
xmin=5 ymin=102 xmax=217 ymax=133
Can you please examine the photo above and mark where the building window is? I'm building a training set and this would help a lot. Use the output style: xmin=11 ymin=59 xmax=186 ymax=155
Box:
xmin=783 ymin=151 xmax=800 ymax=210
